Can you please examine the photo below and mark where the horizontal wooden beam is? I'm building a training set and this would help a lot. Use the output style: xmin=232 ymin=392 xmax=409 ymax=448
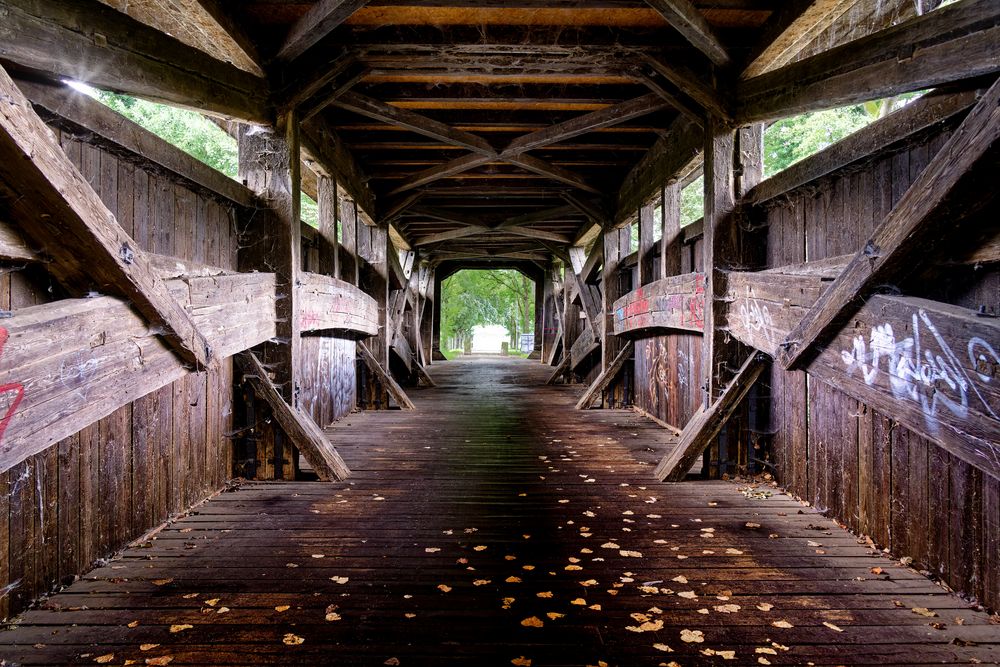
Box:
xmin=0 ymin=0 xmax=269 ymax=122
xmin=612 ymin=272 xmax=706 ymax=336
xmin=654 ymin=351 xmax=767 ymax=481
xmin=387 ymin=153 xmax=493 ymax=195
xmin=0 ymin=64 xmax=212 ymax=367
xmin=736 ymin=0 xmax=1000 ymax=123
xmin=576 ymin=340 xmax=635 ymax=409
xmin=745 ymin=88 xmax=981 ymax=205
xmin=0 ymin=272 xmax=276 ymax=473
xmin=643 ymin=0 xmax=730 ymax=66
xmin=506 ymin=154 xmax=600 ymax=194
xmin=298 ymin=273 xmax=380 ymax=336
xmin=775 ymin=74 xmax=1000 ymax=370
xmin=236 ymin=351 xmax=350 ymax=481
xmin=726 ymin=269 xmax=1000 ymax=481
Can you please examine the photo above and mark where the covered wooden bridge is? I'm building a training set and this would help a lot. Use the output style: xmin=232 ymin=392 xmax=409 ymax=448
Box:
xmin=0 ymin=0 xmax=997 ymax=664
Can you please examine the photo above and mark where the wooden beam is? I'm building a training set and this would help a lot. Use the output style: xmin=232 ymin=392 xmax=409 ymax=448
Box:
xmin=741 ymin=0 xmax=859 ymax=79
xmin=616 ymin=115 xmax=702 ymax=223
xmin=506 ymin=154 xmax=600 ymax=194
xmin=643 ymin=0 xmax=730 ymax=66
xmin=561 ymin=193 xmax=610 ymax=227
xmin=18 ymin=77 xmax=256 ymax=208
xmin=335 ymin=92 xmax=495 ymax=155
xmin=638 ymin=200 xmax=657 ymax=285
xmin=276 ymin=0 xmax=371 ymax=63
xmin=358 ymin=342 xmax=416 ymax=410
xmin=298 ymin=273 xmax=380 ymax=336
xmin=0 ymin=272 xmax=276 ymax=473
xmin=0 ymin=64 xmax=211 ymax=367
xmin=236 ymin=352 xmax=350 ymax=480
xmin=0 ymin=0 xmax=269 ymax=122
xmin=570 ymin=325 xmax=600 ymax=371
xmin=637 ymin=74 xmax=705 ymax=127
xmin=642 ymin=54 xmax=731 ymax=121
xmin=661 ymin=182 xmax=682 ymax=277
xmin=101 ymin=0 xmax=264 ymax=75
xmin=654 ymin=352 xmax=767 ymax=481
xmin=501 ymin=94 xmax=671 ymax=156
xmin=545 ymin=353 xmax=573 ymax=385
xmin=498 ymin=204 xmax=579 ymax=229
xmin=613 ymin=272 xmax=706 ymax=336
xmin=387 ymin=153 xmax=494 ymax=195
xmin=726 ymin=270 xmax=1000 ymax=481
xmin=300 ymin=65 xmax=368 ymax=123
xmin=736 ymin=0 xmax=1000 ymax=123
xmin=301 ymin=114 xmax=376 ymax=218
xmin=575 ymin=341 xmax=635 ymax=409
xmin=746 ymin=87 xmax=981 ymax=205
xmin=775 ymin=74 xmax=1000 ymax=370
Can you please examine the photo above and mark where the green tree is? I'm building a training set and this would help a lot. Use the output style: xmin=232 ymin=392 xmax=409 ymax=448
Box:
xmin=440 ymin=270 xmax=536 ymax=351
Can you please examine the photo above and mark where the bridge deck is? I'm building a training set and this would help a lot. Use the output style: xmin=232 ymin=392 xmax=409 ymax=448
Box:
xmin=2 ymin=357 xmax=996 ymax=665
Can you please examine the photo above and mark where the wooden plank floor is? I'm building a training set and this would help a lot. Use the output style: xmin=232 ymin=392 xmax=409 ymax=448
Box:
xmin=2 ymin=357 xmax=998 ymax=665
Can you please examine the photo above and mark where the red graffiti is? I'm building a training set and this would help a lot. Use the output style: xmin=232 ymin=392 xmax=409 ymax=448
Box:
xmin=685 ymin=273 xmax=706 ymax=329
xmin=300 ymin=311 xmax=323 ymax=329
xmin=0 ymin=328 xmax=25 ymax=445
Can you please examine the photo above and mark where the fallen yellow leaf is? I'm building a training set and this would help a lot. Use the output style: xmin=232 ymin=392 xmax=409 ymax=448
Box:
xmin=511 ymin=658 xmax=532 ymax=666
xmin=536 ymin=591 xmax=553 ymax=598
xmin=653 ymin=643 xmax=673 ymax=652
xmin=275 ymin=605 xmax=290 ymax=612
xmin=169 ymin=624 xmax=192 ymax=633
xmin=521 ymin=616 xmax=544 ymax=628
xmin=680 ymin=629 xmax=704 ymax=643
xmin=140 ymin=644 xmax=159 ymax=651
xmin=437 ymin=585 xmax=452 ymax=593
xmin=145 ymin=658 xmax=173 ymax=666
xmin=94 ymin=654 xmax=115 ymax=664
xmin=283 ymin=633 xmax=305 ymax=645
xmin=771 ymin=620 xmax=793 ymax=629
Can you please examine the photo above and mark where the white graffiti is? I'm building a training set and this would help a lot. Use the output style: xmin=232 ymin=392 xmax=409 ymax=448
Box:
xmin=840 ymin=309 xmax=998 ymax=432
xmin=739 ymin=299 xmax=775 ymax=342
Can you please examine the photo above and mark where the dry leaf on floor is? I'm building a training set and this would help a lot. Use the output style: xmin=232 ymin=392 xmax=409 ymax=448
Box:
xmin=565 ymin=565 xmax=583 ymax=571
xmin=653 ymin=643 xmax=673 ymax=652
xmin=536 ymin=591 xmax=553 ymax=598
xmin=672 ymin=575 xmax=688 ymax=584
xmin=384 ymin=659 xmax=400 ymax=666
xmin=626 ymin=619 xmax=664 ymax=633
xmin=169 ymin=625 xmax=192 ymax=633
xmin=521 ymin=616 xmax=544 ymax=628
xmin=94 ymin=655 xmax=115 ymax=664
xmin=474 ymin=546 xmax=488 ymax=552
xmin=620 ymin=550 xmax=642 ymax=558
xmin=145 ymin=658 xmax=173 ymax=666
xmin=151 ymin=579 xmax=173 ymax=586
xmin=680 ymin=629 xmax=704 ymax=643
xmin=714 ymin=604 xmax=740 ymax=613
xmin=546 ymin=612 xmax=565 ymax=620
xmin=405 ymin=613 xmax=416 ymax=619
xmin=511 ymin=658 xmax=532 ymax=666
xmin=473 ymin=579 xmax=491 ymax=586
xmin=771 ymin=620 xmax=794 ymax=628
xmin=275 ymin=605 xmax=290 ymax=612
xmin=506 ymin=576 xmax=522 ymax=583
xmin=502 ymin=597 xmax=515 ymax=609
xmin=579 ymin=579 xmax=598 ymax=587
xmin=425 ymin=548 xmax=441 ymax=553
xmin=823 ymin=622 xmax=844 ymax=632
xmin=589 ymin=604 xmax=602 ymax=611
xmin=677 ymin=591 xmax=697 ymax=599
xmin=325 ymin=604 xmax=342 ymax=621
xmin=140 ymin=644 xmax=159 ymax=651
xmin=204 ymin=599 xmax=220 ymax=607
xmin=601 ymin=542 xmax=620 ymax=550
xmin=756 ymin=603 xmax=774 ymax=612
xmin=570 ymin=598 xmax=587 ymax=606
xmin=437 ymin=585 xmax=452 ymax=593
xmin=912 ymin=607 xmax=938 ymax=617
xmin=330 ymin=576 xmax=349 ymax=584
xmin=282 ymin=634 xmax=305 ymax=645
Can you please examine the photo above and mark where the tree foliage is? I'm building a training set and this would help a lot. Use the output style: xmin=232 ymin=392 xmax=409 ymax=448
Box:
xmin=441 ymin=270 xmax=535 ymax=350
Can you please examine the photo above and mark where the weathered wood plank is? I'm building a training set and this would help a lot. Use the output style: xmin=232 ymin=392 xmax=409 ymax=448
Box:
xmin=298 ymin=273 xmax=379 ymax=337
xmin=655 ymin=352 xmax=768 ymax=481
xmin=576 ymin=340 xmax=635 ymax=410
xmin=643 ymin=0 xmax=729 ymax=66
xmin=357 ymin=342 xmax=416 ymax=411
xmin=569 ymin=326 xmax=599 ymax=372
xmin=736 ymin=0 xmax=1000 ymax=122
xmin=775 ymin=74 xmax=1000 ymax=370
xmin=0 ymin=64 xmax=212 ymax=368
xmin=235 ymin=352 xmax=350 ymax=481
xmin=0 ymin=0 xmax=269 ymax=122
xmin=0 ymin=272 xmax=275 ymax=473
xmin=276 ymin=0 xmax=371 ymax=62
xmin=726 ymin=270 xmax=1000 ymax=481
xmin=612 ymin=272 xmax=706 ymax=336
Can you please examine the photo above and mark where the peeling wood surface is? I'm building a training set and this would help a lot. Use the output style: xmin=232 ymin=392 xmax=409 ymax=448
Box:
xmin=298 ymin=272 xmax=379 ymax=336
xmin=613 ymin=272 xmax=706 ymax=336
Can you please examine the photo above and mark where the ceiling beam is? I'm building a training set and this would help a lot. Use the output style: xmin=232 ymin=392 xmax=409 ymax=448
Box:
xmin=741 ymin=0 xmax=860 ymax=79
xmin=276 ymin=0 xmax=372 ymax=63
xmin=506 ymin=154 xmax=600 ymax=194
xmin=737 ymin=0 xmax=1000 ymax=123
xmin=637 ymin=74 xmax=705 ymax=126
xmin=642 ymin=54 xmax=731 ymax=121
xmin=561 ymin=193 xmax=611 ymax=226
xmin=387 ymin=153 xmax=495 ymax=195
xmin=299 ymin=65 xmax=369 ymax=122
xmin=301 ymin=114 xmax=377 ymax=216
xmin=497 ymin=204 xmax=579 ymax=229
xmin=643 ymin=0 xmax=730 ymax=66
xmin=0 ymin=0 xmax=269 ymax=123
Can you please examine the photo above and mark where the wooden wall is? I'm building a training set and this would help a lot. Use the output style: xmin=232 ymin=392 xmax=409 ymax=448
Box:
xmin=632 ymin=235 xmax=704 ymax=430
xmin=762 ymin=116 xmax=999 ymax=610
xmin=300 ymin=335 xmax=356 ymax=428
xmin=0 ymin=127 xmax=239 ymax=620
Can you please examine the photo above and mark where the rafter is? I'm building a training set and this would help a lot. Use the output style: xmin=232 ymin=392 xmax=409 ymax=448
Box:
xmin=276 ymin=0 xmax=372 ymax=63
xmin=643 ymin=0 xmax=730 ymax=66
xmin=507 ymin=154 xmax=600 ymax=194
xmin=642 ymin=54 xmax=731 ymax=121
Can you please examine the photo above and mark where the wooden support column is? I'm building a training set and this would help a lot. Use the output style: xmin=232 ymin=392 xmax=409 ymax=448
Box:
xmin=317 ymin=175 xmax=339 ymax=278
xmin=662 ymin=183 xmax=682 ymax=278
xmin=358 ymin=221 xmax=391 ymax=408
xmin=420 ymin=265 xmax=436 ymax=365
xmin=529 ymin=274 xmax=544 ymax=360
xmin=601 ymin=225 xmax=632 ymax=407
xmin=431 ymin=273 xmax=446 ymax=361
xmin=638 ymin=200 xmax=657 ymax=286
xmin=339 ymin=195 xmax=359 ymax=285
xmin=238 ymin=115 xmax=301 ymax=405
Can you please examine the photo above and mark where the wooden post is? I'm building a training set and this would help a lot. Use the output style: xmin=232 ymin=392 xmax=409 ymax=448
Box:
xmin=358 ymin=221 xmax=390 ymax=408
xmin=601 ymin=224 xmax=632 ymax=407
xmin=431 ymin=273 xmax=446 ymax=361
xmin=317 ymin=175 xmax=339 ymax=278
xmin=529 ymin=272 xmax=544 ymax=360
xmin=238 ymin=113 xmax=302 ymax=480
xmin=638 ymin=200 xmax=657 ymax=286
xmin=662 ymin=183 xmax=681 ymax=278
xmin=339 ymin=194 xmax=359 ymax=285
xmin=420 ymin=265 xmax=436 ymax=364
